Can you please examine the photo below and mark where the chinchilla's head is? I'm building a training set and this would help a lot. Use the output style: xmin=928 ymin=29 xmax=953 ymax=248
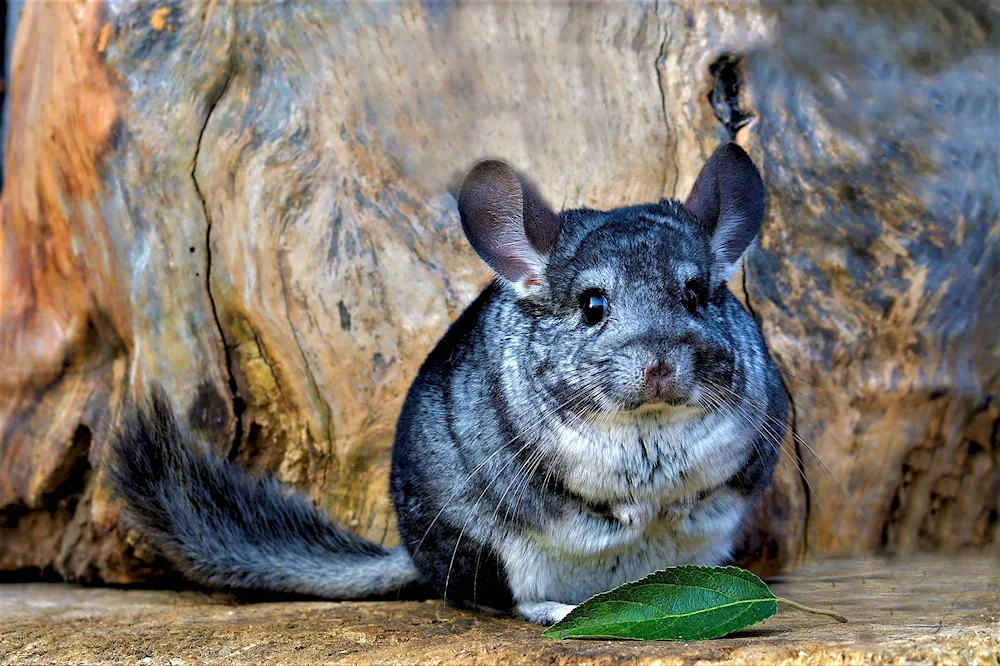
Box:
xmin=457 ymin=143 xmax=767 ymax=415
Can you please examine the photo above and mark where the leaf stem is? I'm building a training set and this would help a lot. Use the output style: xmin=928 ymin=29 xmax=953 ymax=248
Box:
xmin=776 ymin=597 xmax=848 ymax=623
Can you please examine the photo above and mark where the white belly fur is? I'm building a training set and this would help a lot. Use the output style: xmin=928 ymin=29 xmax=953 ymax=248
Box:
xmin=502 ymin=488 xmax=747 ymax=604
xmin=501 ymin=407 xmax=754 ymax=605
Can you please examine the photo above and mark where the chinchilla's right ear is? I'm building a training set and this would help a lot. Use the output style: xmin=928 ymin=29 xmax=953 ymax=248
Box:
xmin=458 ymin=160 xmax=560 ymax=296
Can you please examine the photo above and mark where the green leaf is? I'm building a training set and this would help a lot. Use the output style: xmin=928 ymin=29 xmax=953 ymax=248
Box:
xmin=543 ymin=565 xmax=777 ymax=641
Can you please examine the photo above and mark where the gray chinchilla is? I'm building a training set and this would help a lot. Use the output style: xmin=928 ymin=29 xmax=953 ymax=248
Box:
xmin=109 ymin=142 xmax=788 ymax=625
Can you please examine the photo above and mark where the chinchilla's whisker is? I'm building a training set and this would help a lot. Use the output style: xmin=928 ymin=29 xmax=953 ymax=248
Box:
xmin=501 ymin=391 xmax=593 ymax=529
xmin=448 ymin=381 xmax=604 ymax=605
xmin=699 ymin=381 xmax=837 ymax=512
xmin=442 ymin=437 xmax=538 ymax=607
xmin=698 ymin=390 xmax=774 ymax=486
xmin=466 ymin=378 xmax=608 ymax=595
xmin=720 ymin=378 xmax=857 ymax=508
xmin=499 ymin=450 xmax=544 ymax=531
xmin=698 ymin=382 xmax=801 ymax=481
xmin=408 ymin=371 xmax=605 ymax=569
xmin=774 ymin=365 xmax=841 ymax=398
xmin=476 ymin=386 xmax=599 ymax=594
xmin=698 ymin=386 xmax=793 ymax=501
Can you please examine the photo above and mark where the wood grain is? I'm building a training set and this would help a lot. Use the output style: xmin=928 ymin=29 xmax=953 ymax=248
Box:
xmin=2 ymin=557 xmax=997 ymax=664
xmin=0 ymin=0 xmax=995 ymax=584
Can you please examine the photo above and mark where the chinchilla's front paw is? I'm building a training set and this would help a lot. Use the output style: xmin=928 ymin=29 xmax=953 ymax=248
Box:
xmin=517 ymin=601 xmax=576 ymax=625
xmin=612 ymin=502 xmax=654 ymax=529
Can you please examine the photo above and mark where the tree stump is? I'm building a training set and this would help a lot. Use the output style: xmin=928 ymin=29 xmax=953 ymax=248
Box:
xmin=1 ymin=0 xmax=996 ymax=584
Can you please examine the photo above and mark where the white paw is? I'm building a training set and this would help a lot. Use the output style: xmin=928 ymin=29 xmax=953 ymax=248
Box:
xmin=549 ymin=602 xmax=575 ymax=624
xmin=517 ymin=601 xmax=577 ymax=625
xmin=612 ymin=502 xmax=654 ymax=529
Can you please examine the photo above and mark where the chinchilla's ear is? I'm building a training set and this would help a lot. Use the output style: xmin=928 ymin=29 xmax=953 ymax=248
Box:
xmin=682 ymin=143 xmax=766 ymax=282
xmin=458 ymin=160 xmax=559 ymax=294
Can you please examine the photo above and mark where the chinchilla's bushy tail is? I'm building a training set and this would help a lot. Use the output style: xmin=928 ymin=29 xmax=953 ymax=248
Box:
xmin=107 ymin=388 xmax=421 ymax=598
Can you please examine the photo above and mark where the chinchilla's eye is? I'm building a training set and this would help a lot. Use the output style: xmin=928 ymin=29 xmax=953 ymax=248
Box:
xmin=579 ymin=289 xmax=609 ymax=326
xmin=682 ymin=281 xmax=705 ymax=313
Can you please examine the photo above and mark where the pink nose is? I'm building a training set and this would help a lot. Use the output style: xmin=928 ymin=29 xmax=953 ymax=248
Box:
xmin=644 ymin=360 xmax=674 ymax=397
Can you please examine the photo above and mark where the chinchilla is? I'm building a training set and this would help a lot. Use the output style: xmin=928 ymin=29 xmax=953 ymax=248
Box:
xmin=109 ymin=142 xmax=788 ymax=625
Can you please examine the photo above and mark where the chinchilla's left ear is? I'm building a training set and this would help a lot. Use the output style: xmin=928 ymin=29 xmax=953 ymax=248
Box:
xmin=457 ymin=160 xmax=560 ymax=295
xmin=682 ymin=143 xmax=766 ymax=282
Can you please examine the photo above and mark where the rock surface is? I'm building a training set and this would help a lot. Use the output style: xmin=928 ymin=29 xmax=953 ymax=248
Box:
xmin=0 ymin=0 xmax=997 ymax=584
xmin=2 ymin=557 xmax=998 ymax=665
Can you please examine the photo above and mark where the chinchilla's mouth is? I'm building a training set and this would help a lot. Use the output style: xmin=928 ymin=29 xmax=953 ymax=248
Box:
xmin=616 ymin=398 xmax=704 ymax=418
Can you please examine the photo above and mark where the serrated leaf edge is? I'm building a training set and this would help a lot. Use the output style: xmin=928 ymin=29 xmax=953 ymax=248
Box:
xmin=543 ymin=565 xmax=777 ymax=641
xmin=543 ymin=597 xmax=777 ymax=639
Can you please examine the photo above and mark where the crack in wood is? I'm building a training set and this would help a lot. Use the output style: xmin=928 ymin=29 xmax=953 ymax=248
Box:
xmin=192 ymin=52 xmax=239 ymax=456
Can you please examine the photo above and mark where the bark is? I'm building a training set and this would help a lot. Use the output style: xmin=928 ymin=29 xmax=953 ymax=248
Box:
xmin=1 ymin=0 xmax=996 ymax=584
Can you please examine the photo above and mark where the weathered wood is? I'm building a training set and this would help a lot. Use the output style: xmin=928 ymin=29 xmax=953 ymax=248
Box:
xmin=0 ymin=0 xmax=996 ymax=584
xmin=744 ymin=3 xmax=1000 ymax=554
xmin=2 ymin=557 xmax=998 ymax=664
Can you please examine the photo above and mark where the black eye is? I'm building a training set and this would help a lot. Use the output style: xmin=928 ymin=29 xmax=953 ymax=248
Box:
xmin=682 ymin=281 xmax=705 ymax=313
xmin=579 ymin=289 xmax=609 ymax=326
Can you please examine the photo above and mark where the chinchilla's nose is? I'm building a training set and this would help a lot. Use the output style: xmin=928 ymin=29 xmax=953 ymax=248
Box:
xmin=643 ymin=360 xmax=675 ymax=398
